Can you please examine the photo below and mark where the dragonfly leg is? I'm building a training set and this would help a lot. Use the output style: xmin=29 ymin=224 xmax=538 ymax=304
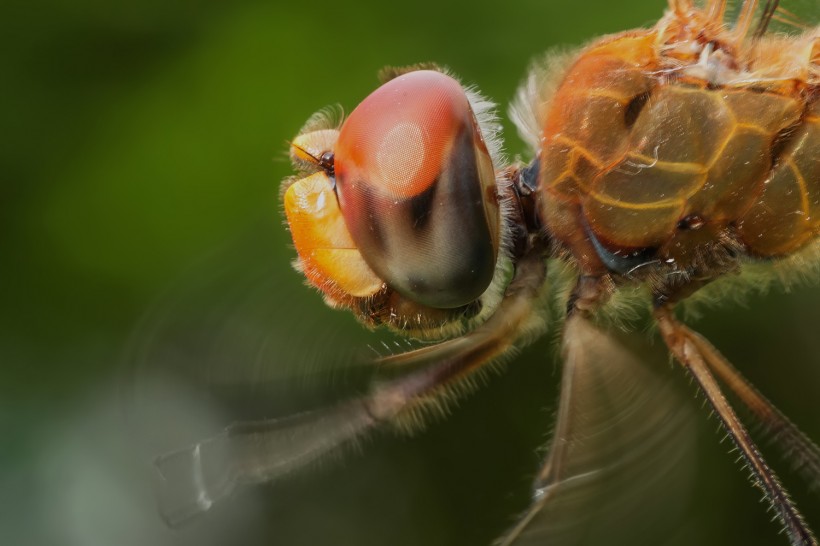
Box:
xmin=673 ymin=320 xmax=820 ymax=491
xmin=655 ymin=307 xmax=818 ymax=546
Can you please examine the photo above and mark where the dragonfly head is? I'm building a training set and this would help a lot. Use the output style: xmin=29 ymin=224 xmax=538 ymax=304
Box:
xmin=283 ymin=67 xmax=513 ymax=336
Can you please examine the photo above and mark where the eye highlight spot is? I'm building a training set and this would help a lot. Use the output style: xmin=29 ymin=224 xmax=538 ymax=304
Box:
xmin=376 ymin=122 xmax=426 ymax=198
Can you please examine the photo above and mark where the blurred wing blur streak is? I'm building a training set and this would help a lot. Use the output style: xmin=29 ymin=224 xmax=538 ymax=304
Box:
xmin=498 ymin=313 xmax=696 ymax=546
xmin=154 ymin=252 xmax=547 ymax=527
xmin=154 ymin=401 xmax=375 ymax=527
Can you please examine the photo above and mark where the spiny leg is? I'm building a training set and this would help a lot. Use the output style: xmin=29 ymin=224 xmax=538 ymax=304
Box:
xmin=734 ymin=0 xmax=761 ymax=44
xmin=155 ymin=251 xmax=548 ymax=527
xmin=655 ymin=307 xmax=817 ymax=546
xmin=755 ymin=0 xmax=780 ymax=38
xmin=676 ymin=321 xmax=820 ymax=491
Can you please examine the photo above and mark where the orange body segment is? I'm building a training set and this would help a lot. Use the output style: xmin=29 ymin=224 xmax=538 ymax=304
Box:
xmin=539 ymin=25 xmax=818 ymax=270
xmin=738 ymin=100 xmax=820 ymax=255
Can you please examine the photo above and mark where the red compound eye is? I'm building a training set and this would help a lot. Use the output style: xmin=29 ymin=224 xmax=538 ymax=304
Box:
xmin=334 ymin=70 xmax=500 ymax=309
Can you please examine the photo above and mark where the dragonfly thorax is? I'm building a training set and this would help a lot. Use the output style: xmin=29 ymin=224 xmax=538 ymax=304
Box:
xmin=528 ymin=12 xmax=819 ymax=301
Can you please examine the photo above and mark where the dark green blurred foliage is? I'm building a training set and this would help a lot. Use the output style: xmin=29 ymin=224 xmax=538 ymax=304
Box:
xmin=2 ymin=0 xmax=819 ymax=545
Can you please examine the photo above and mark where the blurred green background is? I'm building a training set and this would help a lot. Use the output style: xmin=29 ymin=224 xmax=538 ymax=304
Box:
xmin=3 ymin=0 xmax=819 ymax=545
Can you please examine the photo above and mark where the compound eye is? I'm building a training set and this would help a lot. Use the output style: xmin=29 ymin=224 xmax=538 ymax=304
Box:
xmin=334 ymin=70 xmax=500 ymax=309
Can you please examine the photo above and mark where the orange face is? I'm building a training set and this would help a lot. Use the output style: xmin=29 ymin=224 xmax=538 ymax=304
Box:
xmin=283 ymin=171 xmax=384 ymax=302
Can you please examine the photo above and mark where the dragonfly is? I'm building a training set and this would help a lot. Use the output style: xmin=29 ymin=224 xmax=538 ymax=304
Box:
xmin=153 ymin=0 xmax=820 ymax=544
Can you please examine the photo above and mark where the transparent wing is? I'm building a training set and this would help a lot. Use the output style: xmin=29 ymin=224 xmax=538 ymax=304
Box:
xmin=498 ymin=313 xmax=698 ymax=546
xmin=123 ymin=229 xmax=386 ymax=410
xmin=144 ymin=250 xmax=550 ymax=535
xmin=122 ymin=229 xmax=399 ymax=540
